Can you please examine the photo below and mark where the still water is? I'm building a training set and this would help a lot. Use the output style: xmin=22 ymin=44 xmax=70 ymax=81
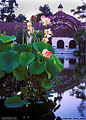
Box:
xmin=0 ymin=54 xmax=86 ymax=120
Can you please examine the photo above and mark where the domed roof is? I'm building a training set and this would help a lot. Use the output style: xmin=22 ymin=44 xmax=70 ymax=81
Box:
xmin=58 ymin=4 xmax=63 ymax=8
xmin=48 ymin=11 xmax=81 ymax=37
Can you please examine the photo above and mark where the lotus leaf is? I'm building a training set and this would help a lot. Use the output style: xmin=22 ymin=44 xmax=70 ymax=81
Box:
xmin=46 ymin=43 xmax=55 ymax=54
xmin=13 ymin=44 xmax=28 ymax=54
xmin=13 ymin=65 xmax=27 ymax=81
xmin=41 ymin=79 xmax=52 ymax=89
xmin=53 ymin=76 xmax=61 ymax=85
xmin=29 ymin=62 xmax=45 ymax=74
xmin=4 ymin=96 xmax=25 ymax=108
xmin=0 ymin=42 xmax=11 ymax=52
xmin=33 ymin=42 xmax=48 ymax=52
xmin=0 ymin=35 xmax=16 ymax=43
xmin=45 ymin=59 xmax=58 ymax=77
xmin=0 ymin=50 xmax=20 ymax=73
xmin=19 ymin=52 xmax=35 ymax=67
xmin=51 ymin=54 xmax=64 ymax=72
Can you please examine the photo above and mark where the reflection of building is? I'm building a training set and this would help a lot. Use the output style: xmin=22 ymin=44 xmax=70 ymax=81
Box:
xmin=47 ymin=4 xmax=82 ymax=53
xmin=55 ymin=54 xmax=78 ymax=68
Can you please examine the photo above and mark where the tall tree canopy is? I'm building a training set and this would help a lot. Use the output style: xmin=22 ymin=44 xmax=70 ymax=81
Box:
xmin=71 ymin=4 xmax=86 ymax=20
xmin=0 ymin=0 xmax=18 ymax=21
xmin=36 ymin=4 xmax=52 ymax=22
xmin=74 ymin=28 xmax=86 ymax=53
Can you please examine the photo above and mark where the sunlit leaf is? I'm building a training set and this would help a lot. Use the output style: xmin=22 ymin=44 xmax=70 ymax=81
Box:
xmin=0 ymin=35 xmax=16 ymax=43
xmin=33 ymin=42 xmax=48 ymax=52
xmin=19 ymin=52 xmax=35 ymax=67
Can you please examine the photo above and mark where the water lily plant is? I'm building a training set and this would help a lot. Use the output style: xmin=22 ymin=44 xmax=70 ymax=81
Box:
xmin=0 ymin=15 xmax=64 ymax=108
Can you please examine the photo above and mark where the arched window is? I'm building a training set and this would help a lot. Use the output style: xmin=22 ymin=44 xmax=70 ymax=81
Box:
xmin=69 ymin=40 xmax=76 ymax=48
xmin=57 ymin=40 xmax=64 ymax=48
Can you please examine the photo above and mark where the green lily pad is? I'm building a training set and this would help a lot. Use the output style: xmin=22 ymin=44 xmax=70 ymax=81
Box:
xmin=4 ymin=96 xmax=25 ymax=108
xmin=0 ymin=50 xmax=20 ymax=73
xmin=0 ymin=70 xmax=5 ymax=78
xmin=19 ymin=52 xmax=35 ymax=67
xmin=24 ymin=102 xmax=31 ymax=105
xmin=46 ymin=90 xmax=56 ymax=94
xmin=37 ymin=101 xmax=44 ymax=104
xmin=29 ymin=61 xmax=45 ymax=74
xmin=13 ymin=65 xmax=27 ymax=81
xmin=41 ymin=79 xmax=52 ymax=89
xmin=42 ymin=94 xmax=53 ymax=97
xmin=0 ymin=35 xmax=16 ymax=43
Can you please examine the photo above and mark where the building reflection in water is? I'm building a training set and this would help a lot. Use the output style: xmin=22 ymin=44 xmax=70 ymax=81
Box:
xmin=0 ymin=54 xmax=86 ymax=119
xmin=49 ymin=54 xmax=86 ymax=119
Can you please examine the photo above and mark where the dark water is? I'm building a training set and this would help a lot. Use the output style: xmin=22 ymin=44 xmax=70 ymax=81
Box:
xmin=0 ymin=54 xmax=86 ymax=120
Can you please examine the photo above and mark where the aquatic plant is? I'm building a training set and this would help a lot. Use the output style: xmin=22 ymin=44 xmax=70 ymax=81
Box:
xmin=0 ymin=15 xmax=63 ymax=108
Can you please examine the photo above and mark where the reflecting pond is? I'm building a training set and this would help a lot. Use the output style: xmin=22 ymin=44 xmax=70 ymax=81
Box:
xmin=0 ymin=54 xmax=86 ymax=120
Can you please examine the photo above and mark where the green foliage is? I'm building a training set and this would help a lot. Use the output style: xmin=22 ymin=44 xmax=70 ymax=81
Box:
xmin=19 ymin=52 xmax=35 ymax=67
xmin=74 ymin=28 xmax=86 ymax=52
xmin=53 ymin=76 xmax=61 ymax=85
xmin=0 ymin=0 xmax=18 ymax=22
xmin=13 ymin=65 xmax=27 ymax=81
xmin=51 ymin=54 xmax=64 ymax=72
xmin=41 ymin=79 xmax=52 ymax=89
xmin=0 ymin=35 xmax=16 ymax=43
xmin=0 ymin=42 xmax=11 ymax=52
xmin=0 ymin=33 xmax=63 ymax=89
xmin=36 ymin=4 xmax=52 ymax=21
xmin=29 ymin=61 xmax=45 ymax=74
xmin=45 ymin=59 xmax=58 ymax=77
xmin=0 ymin=50 xmax=20 ymax=73
xmin=33 ymin=42 xmax=48 ymax=52
xmin=13 ymin=44 xmax=28 ymax=54
xmin=4 ymin=96 xmax=25 ymax=108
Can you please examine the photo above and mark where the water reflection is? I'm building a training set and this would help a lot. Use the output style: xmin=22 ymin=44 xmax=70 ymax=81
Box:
xmin=49 ymin=54 xmax=86 ymax=119
xmin=0 ymin=54 xmax=86 ymax=120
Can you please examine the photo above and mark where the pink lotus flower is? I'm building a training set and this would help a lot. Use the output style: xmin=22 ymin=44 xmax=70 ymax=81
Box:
xmin=27 ymin=26 xmax=34 ymax=32
xmin=44 ymin=28 xmax=52 ymax=38
xmin=27 ymin=21 xmax=32 ymax=27
xmin=41 ymin=15 xmax=46 ymax=20
xmin=41 ymin=15 xmax=51 ymax=27
xmin=42 ymin=49 xmax=52 ymax=58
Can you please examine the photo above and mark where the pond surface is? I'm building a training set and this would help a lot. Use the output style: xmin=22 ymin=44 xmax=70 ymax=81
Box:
xmin=0 ymin=54 xmax=86 ymax=120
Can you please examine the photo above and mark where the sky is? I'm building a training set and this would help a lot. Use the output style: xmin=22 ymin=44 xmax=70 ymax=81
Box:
xmin=15 ymin=0 xmax=86 ymax=21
